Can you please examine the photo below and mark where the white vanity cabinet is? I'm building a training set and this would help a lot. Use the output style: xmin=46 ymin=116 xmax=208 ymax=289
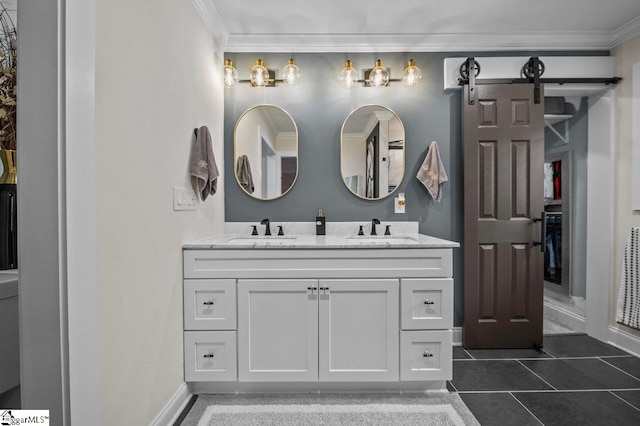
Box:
xmin=183 ymin=245 xmax=455 ymax=392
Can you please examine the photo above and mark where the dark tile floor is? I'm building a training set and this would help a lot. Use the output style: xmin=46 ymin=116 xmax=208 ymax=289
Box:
xmin=452 ymin=334 xmax=640 ymax=425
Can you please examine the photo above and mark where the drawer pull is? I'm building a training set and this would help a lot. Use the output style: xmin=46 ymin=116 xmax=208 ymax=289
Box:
xmin=423 ymin=351 xmax=434 ymax=358
xmin=203 ymin=352 xmax=215 ymax=359
xmin=203 ymin=301 xmax=215 ymax=306
xmin=424 ymin=300 xmax=435 ymax=305
xmin=307 ymin=286 xmax=317 ymax=294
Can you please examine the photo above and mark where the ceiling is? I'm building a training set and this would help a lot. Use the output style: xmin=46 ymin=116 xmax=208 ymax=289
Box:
xmin=196 ymin=0 xmax=640 ymax=52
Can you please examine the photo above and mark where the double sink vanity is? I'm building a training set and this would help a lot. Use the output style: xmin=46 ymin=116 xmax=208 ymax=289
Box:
xmin=182 ymin=221 xmax=458 ymax=393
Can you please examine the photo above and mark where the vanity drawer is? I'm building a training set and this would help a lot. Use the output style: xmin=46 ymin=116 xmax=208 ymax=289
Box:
xmin=184 ymin=331 xmax=237 ymax=382
xmin=400 ymin=330 xmax=452 ymax=381
xmin=184 ymin=279 xmax=236 ymax=330
xmin=400 ymin=279 xmax=453 ymax=330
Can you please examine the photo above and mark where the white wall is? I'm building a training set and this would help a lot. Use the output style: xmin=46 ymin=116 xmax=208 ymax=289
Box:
xmin=610 ymin=33 xmax=640 ymax=340
xmin=95 ymin=0 xmax=224 ymax=424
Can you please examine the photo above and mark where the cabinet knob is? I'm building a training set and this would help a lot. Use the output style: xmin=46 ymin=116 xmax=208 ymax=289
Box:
xmin=423 ymin=351 xmax=434 ymax=358
xmin=203 ymin=352 xmax=215 ymax=358
xmin=424 ymin=300 xmax=435 ymax=305
xmin=203 ymin=301 xmax=214 ymax=306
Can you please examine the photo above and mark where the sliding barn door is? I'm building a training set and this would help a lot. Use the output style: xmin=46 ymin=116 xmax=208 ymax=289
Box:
xmin=463 ymin=84 xmax=544 ymax=348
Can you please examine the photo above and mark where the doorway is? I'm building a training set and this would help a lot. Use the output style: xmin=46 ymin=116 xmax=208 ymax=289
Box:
xmin=542 ymin=97 xmax=589 ymax=334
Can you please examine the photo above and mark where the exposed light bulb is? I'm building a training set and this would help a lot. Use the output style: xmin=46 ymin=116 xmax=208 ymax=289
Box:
xmin=402 ymin=59 xmax=422 ymax=87
xmin=369 ymin=59 xmax=389 ymax=87
xmin=224 ymin=59 xmax=239 ymax=88
xmin=282 ymin=58 xmax=301 ymax=86
xmin=339 ymin=60 xmax=358 ymax=88
xmin=250 ymin=59 xmax=270 ymax=87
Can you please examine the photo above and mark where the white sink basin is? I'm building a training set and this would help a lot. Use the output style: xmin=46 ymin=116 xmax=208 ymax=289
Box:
xmin=345 ymin=236 xmax=417 ymax=244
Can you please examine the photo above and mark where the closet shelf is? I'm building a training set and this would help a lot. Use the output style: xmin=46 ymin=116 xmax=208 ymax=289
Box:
xmin=544 ymin=114 xmax=573 ymax=144
xmin=544 ymin=114 xmax=573 ymax=125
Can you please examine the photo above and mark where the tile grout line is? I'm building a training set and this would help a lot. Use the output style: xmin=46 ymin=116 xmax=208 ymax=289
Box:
xmin=447 ymin=380 xmax=459 ymax=393
xmin=516 ymin=360 xmax=558 ymax=391
xmin=508 ymin=392 xmax=545 ymax=426
xmin=608 ymin=390 xmax=640 ymax=413
xmin=456 ymin=388 xmax=640 ymax=394
xmin=461 ymin=346 xmax=475 ymax=360
xmin=598 ymin=357 xmax=640 ymax=382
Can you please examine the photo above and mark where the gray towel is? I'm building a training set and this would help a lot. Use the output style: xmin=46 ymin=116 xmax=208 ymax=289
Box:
xmin=236 ymin=155 xmax=254 ymax=194
xmin=190 ymin=126 xmax=219 ymax=201
xmin=416 ymin=141 xmax=448 ymax=202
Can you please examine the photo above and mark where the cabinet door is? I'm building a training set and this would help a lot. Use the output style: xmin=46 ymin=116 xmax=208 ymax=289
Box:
xmin=318 ymin=279 xmax=399 ymax=382
xmin=238 ymin=279 xmax=318 ymax=382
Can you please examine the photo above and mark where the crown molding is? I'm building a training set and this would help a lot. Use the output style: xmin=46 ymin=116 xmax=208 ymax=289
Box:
xmin=612 ymin=15 xmax=640 ymax=47
xmin=224 ymin=31 xmax=615 ymax=53
xmin=190 ymin=0 xmax=229 ymax=49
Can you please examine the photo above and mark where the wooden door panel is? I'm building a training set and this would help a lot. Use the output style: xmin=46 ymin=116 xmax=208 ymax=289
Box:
xmin=512 ymin=141 xmax=530 ymax=218
xmin=479 ymin=141 xmax=498 ymax=218
xmin=464 ymin=84 xmax=544 ymax=349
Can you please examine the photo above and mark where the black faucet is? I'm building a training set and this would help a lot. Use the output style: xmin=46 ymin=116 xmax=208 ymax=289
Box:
xmin=261 ymin=218 xmax=271 ymax=236
xmin=371 ymin=218 xmax=381 ymax=235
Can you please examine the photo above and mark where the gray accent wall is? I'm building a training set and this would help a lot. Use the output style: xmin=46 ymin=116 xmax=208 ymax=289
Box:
xmin=224 ymin=52 xmax=606 ymax=326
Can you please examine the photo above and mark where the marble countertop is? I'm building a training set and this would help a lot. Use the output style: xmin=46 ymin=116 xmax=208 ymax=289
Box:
xmin=184 ymin=233 xmax=459 ymax=250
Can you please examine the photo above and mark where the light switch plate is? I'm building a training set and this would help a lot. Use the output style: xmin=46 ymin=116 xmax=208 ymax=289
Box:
xmin=173 ymin=186 xmax=197 ymax=211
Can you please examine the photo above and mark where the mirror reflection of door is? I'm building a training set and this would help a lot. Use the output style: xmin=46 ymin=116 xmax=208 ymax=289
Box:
xmin=341 ymin=105 xmax=405 ymax=200
xmin=280 ymin=157 xmax=297 ymax=193
xmin=234 ymin=105 xmax=298 ymax=200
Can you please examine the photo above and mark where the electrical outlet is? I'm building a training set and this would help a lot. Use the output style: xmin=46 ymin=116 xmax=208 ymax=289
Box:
xmin=173 ymin=186 xmax=197 ymax=211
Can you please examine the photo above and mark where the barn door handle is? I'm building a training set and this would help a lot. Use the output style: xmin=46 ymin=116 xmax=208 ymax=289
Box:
xmin=532 ymin=212 xmax=546 ymax=253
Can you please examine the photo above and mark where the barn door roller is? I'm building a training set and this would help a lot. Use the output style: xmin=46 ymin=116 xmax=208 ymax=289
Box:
xmin=521 ymin=57 xmax=545 ymax=104
xmin=460 ymin=57 xmax=481 ymax=105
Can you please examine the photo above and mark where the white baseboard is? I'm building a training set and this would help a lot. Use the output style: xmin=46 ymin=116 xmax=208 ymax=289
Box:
xmin=544 ymin=300 xmax=586 ymax=333
xmin=149 ymin=382 xmax=192 ymax=426
xmin=608 ymin=326 xmax=640 ymax=358
xmin=452 ymin=327 xmax=462 ymax=345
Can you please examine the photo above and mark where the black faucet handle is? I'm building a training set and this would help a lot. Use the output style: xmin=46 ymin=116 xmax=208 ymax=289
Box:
xmin=358 ymin=225 xmax=364 ymax=236
xmin=385 ymin=225 xmax=391 ymax=236
xmin=251 ymin=225 xmax=258 ymax=236
xmin=277 ymin=225 xmax=284 ymax=236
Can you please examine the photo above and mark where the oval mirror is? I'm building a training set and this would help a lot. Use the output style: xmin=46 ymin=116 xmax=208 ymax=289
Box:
xmin=234 ymin=105 xmax=298 ymax=200
xmin=340 ymin=105 xmax=405 ymax=200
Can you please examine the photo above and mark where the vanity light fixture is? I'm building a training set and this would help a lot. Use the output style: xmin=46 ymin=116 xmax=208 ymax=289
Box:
xmin=250 ymin=59 xmax=271 ymax=87
xmin=224 ymin=59 xmax=239 ymax=88
xmin=282 ymin=58 xmax=301 ymax=86
xmin=341 ymin=58 xmax=422 ymax=88
xmin=224 ymin=58 xmax=302 ymax=88
xmin=401 ymin=59 xmax=422 ymax=87
xmin=339 ymin=60 xmax=359 ymax=88
xmin=368 ymin=59 xmax=390 ymax=87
